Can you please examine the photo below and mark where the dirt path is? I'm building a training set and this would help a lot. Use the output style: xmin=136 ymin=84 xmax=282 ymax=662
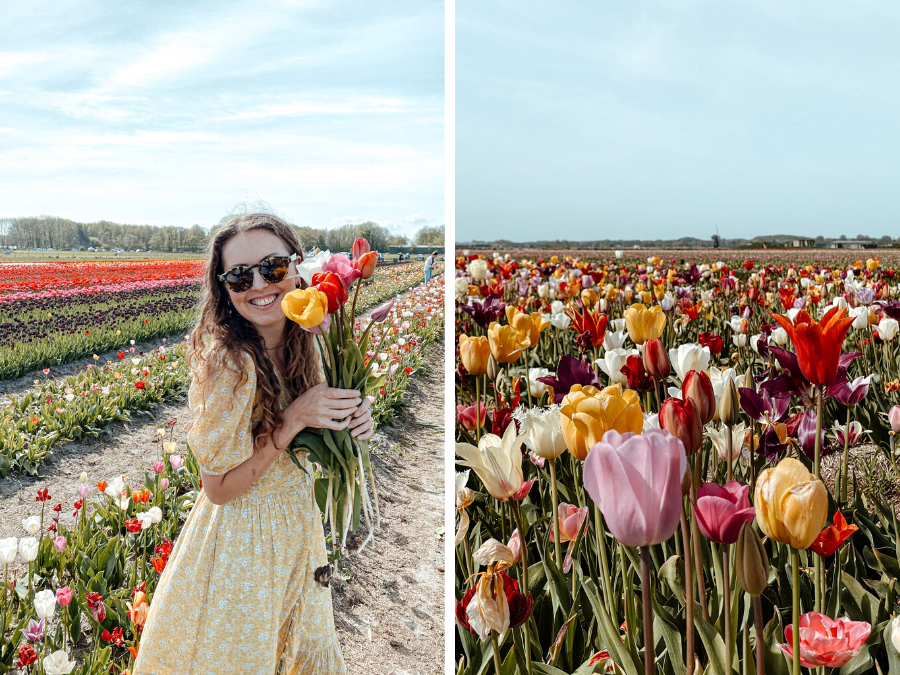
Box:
xmin=331 ymin=342 xmax=445 ymax=675
xmin=0 ymin=340 xmax=446 ymax=674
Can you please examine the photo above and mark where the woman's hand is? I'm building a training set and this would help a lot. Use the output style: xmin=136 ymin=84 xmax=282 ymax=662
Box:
xmin=349 ymin=395 xmax=375 ymax=440
xmin=284 ymin=382 xmax=362 ymax=436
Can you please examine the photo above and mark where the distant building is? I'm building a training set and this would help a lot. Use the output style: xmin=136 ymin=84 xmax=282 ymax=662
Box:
xmin=793 ymin=239 xmax=815 ymax=248
xmin=828 ymin=240 xmax=876 ymax=250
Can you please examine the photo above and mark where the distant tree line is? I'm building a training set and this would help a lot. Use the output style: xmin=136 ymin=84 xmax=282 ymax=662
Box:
xmin=1 ymin=215 xmax=446 ymax=255
xmin=0 ymin=216 xmax=209 ymax=252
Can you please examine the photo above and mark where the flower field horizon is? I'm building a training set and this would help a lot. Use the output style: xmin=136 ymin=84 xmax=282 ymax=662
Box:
xmin=455 ymin=249 xmax=900 ymax=674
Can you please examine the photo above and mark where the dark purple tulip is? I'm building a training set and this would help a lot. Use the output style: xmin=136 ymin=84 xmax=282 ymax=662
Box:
xmin=458 ymin=294 xmax=505 ymax=329
xmin=538 ymin=355 xmax=600 ymax=403
xmin=762 ymin=346 xmax=814 ymax=405
xmin=756 ymin=425 xmax=788 ymax=462
xmin=739 ymin=387 xmax=790 ymax=424
xmin=823 ymin=351 xmax=863 ymax=399
xmin=876 ymin=301 xmax=900 ymax=321
xmin=796 ymin=408 xmax=829 ymax=460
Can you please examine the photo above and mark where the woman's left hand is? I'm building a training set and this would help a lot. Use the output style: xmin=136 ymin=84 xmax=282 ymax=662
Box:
xmin=349 ymin=395 xmax=375 ymax=440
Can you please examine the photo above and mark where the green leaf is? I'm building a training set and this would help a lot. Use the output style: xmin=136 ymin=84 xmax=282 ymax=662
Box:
xmin=659 ymin=555 xmax=686 ymax=605
xmin=762 ymin=613 xmax=791 ymax=675
xmin=582 ymin=579 xmax=640 ymax=675
xmin=695 ymin=613 xmax=727 ymax=675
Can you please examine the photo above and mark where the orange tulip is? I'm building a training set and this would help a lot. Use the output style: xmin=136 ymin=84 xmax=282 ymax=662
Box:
xmin=459 ymin=334 xmax=490 ymax=375
xmin=771 ymin=307 xmax=854 ymax=386
xmin=808 ymin=510 xmax=858 ymax=557
xmin=565 ymin=306 xmax=608 ymax=349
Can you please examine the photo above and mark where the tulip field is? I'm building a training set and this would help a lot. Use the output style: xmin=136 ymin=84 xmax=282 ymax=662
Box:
xmin=0 ymin=265 xmax=443 ymax=674
xmin=0 ymin=259 xmax=441 ymax=380
xmin=455 ymin=251 xmax=900 ymax=675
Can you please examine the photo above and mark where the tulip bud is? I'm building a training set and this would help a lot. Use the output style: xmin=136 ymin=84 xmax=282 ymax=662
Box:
xmin=660 ymin=397 xmax=703 ymax=454
xmin=735 ymin=522 xmax=769 ymax=596
xmin=682 ymin=370 xmax=715 ymax=424
xmin=719 ymin=378 xmax=741 ymax=427
xmin=643 ymin=338 xmax=671 ymax=379
xmin=486 ymin=354 xmax=501 ymax=382
xmin=742 ymin=367 xmax=755 ymax=393
xmin=681 ymin=465 xmax=692 ymax=496
xmin=889 ymin=405 xmax=900 ymax=433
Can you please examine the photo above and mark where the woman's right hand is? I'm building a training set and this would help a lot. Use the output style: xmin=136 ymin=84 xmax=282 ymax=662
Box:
xmin=284 ymin=382 xmax=362 ymax=435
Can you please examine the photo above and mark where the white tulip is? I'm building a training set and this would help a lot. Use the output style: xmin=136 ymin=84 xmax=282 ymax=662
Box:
xmin=709 ymin=367 xmax=742 ymax=420
xmin=749 ymin=334 xmax=763 ymax=354
xmin=771 ymin=327 xmax=788 ymax=346
xmin=612 ymin=318 xmax=627 ymax=332
xmin=615 ymin=250 xmax=623 ymax=259
xmin=878 ymin=317 xmax=899 ymax=342
xmin=147 ymin=506 xmax=163 ymax=524
xmin=537 ymin=283 xmax=550 ymax=299
xmin=295 ymin=250 xmax=332 ymax=285
xmin=728 ymin=316 xmax=745 ymax=334
xmin=830 ymin=296 xmax=849 ymax=310
xmin=706 ymin=422 xmax=747 ymax=461
xmin=660 ymin=294 xmax=675 ymax=312
xmin=42 ymin=650 xmax=76 ymax=675
xmin=136 ymin=512 xmax=154 ymax=530
xmin=667 ymin=344 xmax=711 ymax=381
xmin=469 ymin=259 xmax=488 ymax=281
xmin=602 ymin=330 xmax=627 ymax=351
xmin=104 ymin=476 xmax=126 ymax=500
xmin=849 ymin=306 xmax=868 ymax=330
xmin=550 ymin=313 xmax=571 ymax=330
xmin=787 ymin=308 xmax=802 ymax=322
xmin=18 ymin=537 xmax=38 ymax=562
xmin=454 ymin=277 xmax=469 ymax=297
xmin=595 ymin=348 xmax=639 ymax=385
xmin=527 ymin=368 xmax=553 ymax=397
xmin=22 ymin=515 xmax=40 ymax=536
xmin=524 ymin=406 xmax=568 ymax=460
xmin=550 ymin=300 xmax=565 ymax=315
xmin=112 ymin=496 xmax=130 ymax=511
xmin=0 ymin=537 xmax=18 ymax=564
xmin=890 ymin=616 xmax=900 ymax=655
xmin=732 ymin=334 xmax=748 ymax=347
xmin=642 ymin=412 xmax=660 ymax=432
xmin=34 ymin=589 xmax=57 ymax=619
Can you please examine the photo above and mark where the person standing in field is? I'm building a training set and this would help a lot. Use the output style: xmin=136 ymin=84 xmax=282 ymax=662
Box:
xmin=134 ymin=213 xmax=373 ymax=675
xmin=424 ymin=250 xmax=437 ymax=284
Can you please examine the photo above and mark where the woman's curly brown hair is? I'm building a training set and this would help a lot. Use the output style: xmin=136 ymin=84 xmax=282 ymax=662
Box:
xmin=188 ymin=213 xmax=321 ymax=443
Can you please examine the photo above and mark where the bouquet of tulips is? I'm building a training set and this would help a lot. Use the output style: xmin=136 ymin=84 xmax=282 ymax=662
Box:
xmin=281 ymin=237 xmax=393 ymax=551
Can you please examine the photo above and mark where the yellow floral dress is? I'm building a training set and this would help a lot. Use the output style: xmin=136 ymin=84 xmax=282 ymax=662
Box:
xmin=134 ymin=351 xmax=345 ymax=675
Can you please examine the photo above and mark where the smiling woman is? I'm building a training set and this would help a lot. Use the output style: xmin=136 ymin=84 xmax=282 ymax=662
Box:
xmin=133 ymin=214 xmax=373 ymax=675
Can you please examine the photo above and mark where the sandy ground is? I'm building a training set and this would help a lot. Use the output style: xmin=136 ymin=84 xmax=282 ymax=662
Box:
xmin=0 ymin=338 xmax=446 ymax=675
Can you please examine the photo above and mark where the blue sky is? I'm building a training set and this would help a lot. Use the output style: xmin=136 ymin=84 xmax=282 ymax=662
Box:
xmin=457 ymin=0 xmax=900 ymax=242
xmin=0 ymin=0 xmax=443 ymax=238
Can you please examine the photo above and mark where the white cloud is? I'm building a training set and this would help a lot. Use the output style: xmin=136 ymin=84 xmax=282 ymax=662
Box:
xmin=332 ymin=215 xmax=365 ymax=226
xmin=404 ymin=213 xmax=432 ymax=225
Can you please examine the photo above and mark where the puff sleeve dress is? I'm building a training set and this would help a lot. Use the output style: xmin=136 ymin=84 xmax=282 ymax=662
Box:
xmin=134 ymin=351 xmax=346 ymax=675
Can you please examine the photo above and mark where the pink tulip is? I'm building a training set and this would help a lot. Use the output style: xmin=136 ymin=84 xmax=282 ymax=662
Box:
xmin=169 ymin=455 xmax=183 ymax=471
xmin=321 ymin=254 xmax=362 ymax=289
xmin=160 ymin=478 xmax=170 ymax=490
xmin=777 ymin=613 xmax=871 ymax=668
xmin=370 ymin=298 xmax=395 ymax=323
xmin=351 ymin=237 xmax=370 ymax=259
xmin=456 ymin=404 xmax=486 ymax=431
xmin=53 ymin=536 xmax=67 ymax=552
xmin=152 ymin=461 xmax=165 ymax=474
xmin=56 ymin=587 xmax=73 ymax=607
xmin=77 ymin=484 xmax=90 ymax=498
xmin=507 ymin=529 xmax=522 ymax=563
xmin=583 ymin=429 xmax=686 ymax=547
xmin=550 ymin=503 xmax=589 ymax=573
xmin=692 ymin=481 xmax=756 ymax=545
xmin=889 ymin=405 xmax=900 ymax=433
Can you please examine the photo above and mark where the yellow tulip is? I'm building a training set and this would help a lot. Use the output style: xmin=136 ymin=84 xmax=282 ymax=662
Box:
xmin=459 ymin=334 xmax=490 ymax=375
xmin=281 ymin=288 xmax=328 ymax=328
xmin=511 ymin=311 xmax=548 ymax=349
xmin=581 ymin=288 xmax=598 ymax=307
xmin=624 ymin=303 xmax=666 ymax=345
xmin=559 ymin=384 xmax=643 ymax=460
xmin=488 ymin=322 xmax=524 ymax=363
xmin=754 ymin=457 xmax=828 ymax=550
xmin=550 ymin=256 xmax=559 ymax=264
xmin=653 ymin=284 xmax=665 ymax=301
xmin=867 ymin=258 xmax=879 ymax=271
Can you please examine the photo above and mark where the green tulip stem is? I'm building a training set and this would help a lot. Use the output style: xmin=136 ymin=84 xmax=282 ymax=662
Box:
xmin=723 ymin=546 xmax=732 ymax=674
xmin=680 ymin=506 xmax=695 ymax=675
xmin=813 ymin=390 xmax=824 ymax=616
xmin=491 ymin=630 xmax=502 ymax=675
xmin=753 ymin=594 xmax=764 ymax=675
xmin=463 ymin=530 xmax=473 ymax=582
xmin=512 ymin=503 xmax=533 ymax=674
xmin=691 ymin=455 xmax=710 ymax=622
xmin=840 ymin=405 xmax=851 ymax=504
xmin=525 ymin=348 xmax=534 ymax=409
xmin=595 ymin=507 xmax=614 ymax=615
xmin=549 ymin=458 xmax=563 ymax=569
xmin=640 ymin=546 xmax=655 ymax=675
xmin=791 ymin=548 xmax=800 ymax=675
xmin=620 ymin=544 xmax=639 ymax=660
xmin=726 ymin=422 xmax=734 ymax=483
xmin=475 ymin=377 xmax=482 ymax=445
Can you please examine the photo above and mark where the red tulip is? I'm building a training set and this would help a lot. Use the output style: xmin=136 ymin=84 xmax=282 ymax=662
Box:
xmin=777 ymin=613 xmax=871 ymax=669
xmin=659 ymin=397 xmax=702 ymax=454
xmin=456 ymin=403 xmax=486 ymax=431
xmin=354 ymin=251 xmax=378 ymax=280
xmin=682 ymin=370 xmax=715 ymax=424
xmin=771 ymin=307 xmax=855 ymax=386
xmin=642 ymin=338 xmax=671 ymax=379
xmin=808 ymin=510 xmax=858 ymax=557
xmin=566 ymin=306 xmax=608 ymax=349
xmin=692 ymin=481 xmax=756 ymax=544
xmin=315 ymin=272 xmax=349 ymax=314
xmin=620 ymin=354 xmax=652 ymax=392
xmin=698 ymin=332 xmax=723 ymax=355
